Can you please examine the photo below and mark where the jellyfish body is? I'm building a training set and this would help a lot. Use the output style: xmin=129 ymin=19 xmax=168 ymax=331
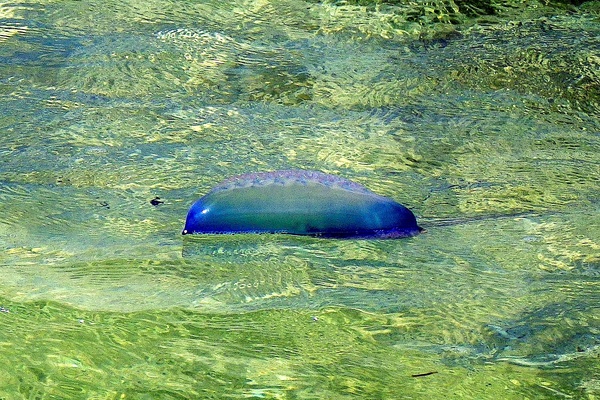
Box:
xmin=183 ymin=170 xmax=422 ymax=239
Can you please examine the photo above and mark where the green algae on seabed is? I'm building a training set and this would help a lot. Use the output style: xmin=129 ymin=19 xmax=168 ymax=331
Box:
xmin=1 ymin=0 xmax=600 ymax=398
xmin=2 ymin=298 xmax=596 ymax=399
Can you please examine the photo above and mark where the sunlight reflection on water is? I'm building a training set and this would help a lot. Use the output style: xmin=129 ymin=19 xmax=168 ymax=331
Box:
xmin=1 ymin=0 xmax=599 ymax=398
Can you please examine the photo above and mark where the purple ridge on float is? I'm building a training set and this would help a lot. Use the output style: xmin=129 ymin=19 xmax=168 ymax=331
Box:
xmin=182 ymin=170 xmax=423 ymax=239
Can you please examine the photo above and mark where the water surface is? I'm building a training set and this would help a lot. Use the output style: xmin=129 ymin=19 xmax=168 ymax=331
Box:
xmin=1 ymin=0 xmax=599 ymax=398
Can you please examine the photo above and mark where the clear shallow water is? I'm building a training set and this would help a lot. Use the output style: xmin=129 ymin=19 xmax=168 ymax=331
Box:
xmin=1 ymin=0 xmax=599 ymax=398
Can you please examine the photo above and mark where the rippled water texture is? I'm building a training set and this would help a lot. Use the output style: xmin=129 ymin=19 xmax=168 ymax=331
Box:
xmin=1 ymin=0 xmax=599 ymax=398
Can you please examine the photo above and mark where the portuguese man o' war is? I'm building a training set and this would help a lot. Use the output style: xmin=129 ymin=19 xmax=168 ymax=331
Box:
xmin=182 ymin=170 xmax=423 ymax=239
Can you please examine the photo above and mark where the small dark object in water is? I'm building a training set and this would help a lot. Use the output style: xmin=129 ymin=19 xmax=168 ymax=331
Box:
xmin=150 ymin=196 xmax=164 ymax=206
xmin=411 ymin=371 xmax=438 ymax=378
xmin=183 ymin=170 xmax=422 ymax=239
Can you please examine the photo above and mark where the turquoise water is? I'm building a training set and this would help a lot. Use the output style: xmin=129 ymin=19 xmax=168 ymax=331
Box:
xmin=1 ymin=0 xmax=599 ymax=398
